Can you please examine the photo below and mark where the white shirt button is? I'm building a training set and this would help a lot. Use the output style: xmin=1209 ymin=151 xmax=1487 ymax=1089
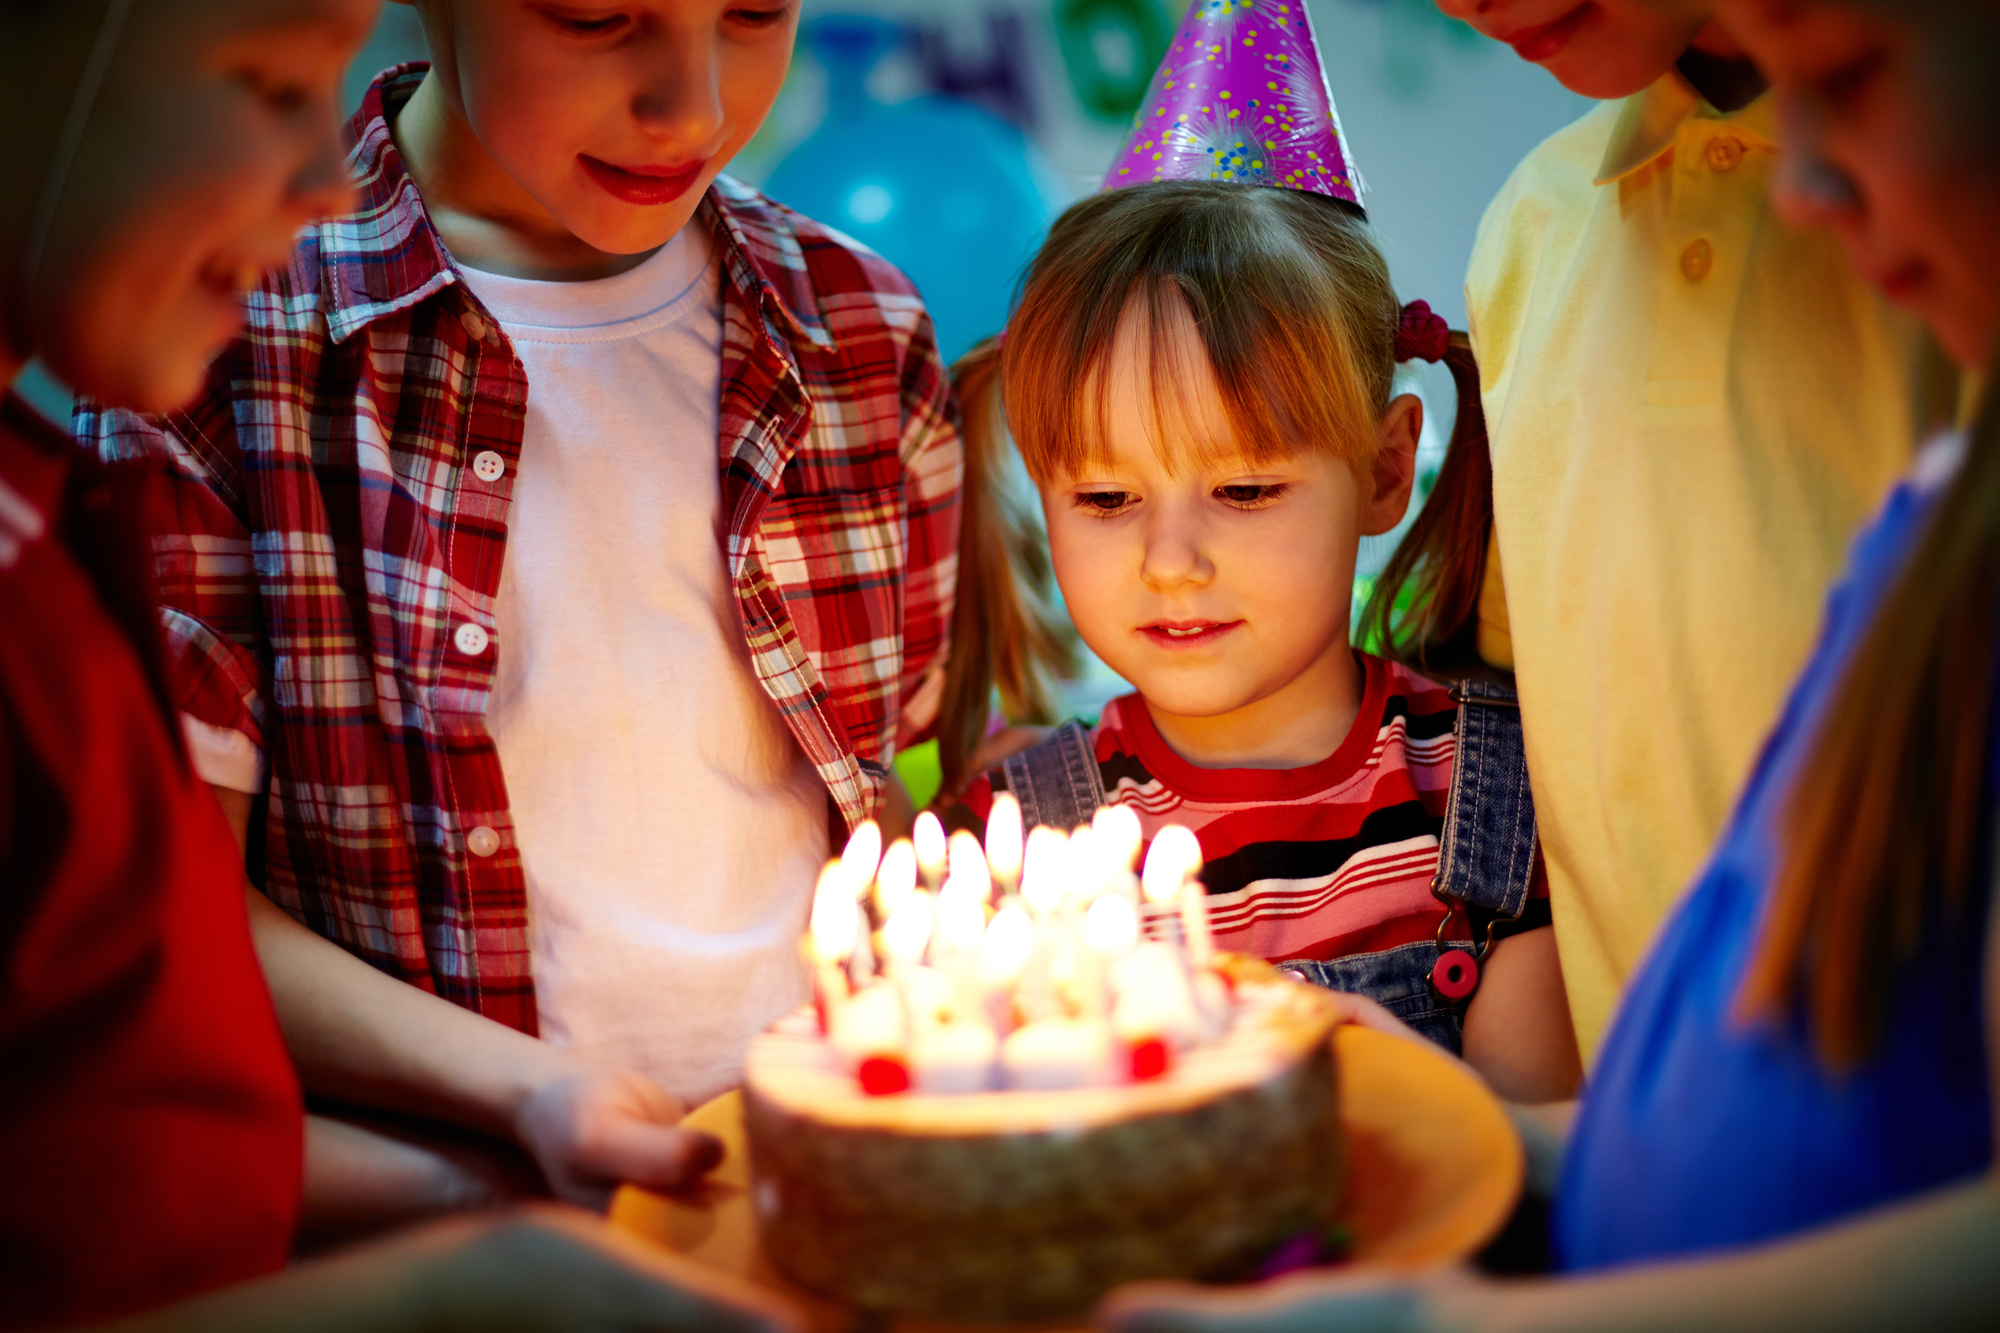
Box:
xmin=1705 ymin=138 xmax=1744 ymax=173
xmin=472 ymin=450 xmax=506 ymax=482
xmin=453 ymin=622 xmax=489 ymax=657
xmin=460 ymin=310 xmax=490 ymax=342
xmin=467 ymin=825 xmax=501 ymax=858
xmin=1680 ymin=237 xmax=1714 ymax=283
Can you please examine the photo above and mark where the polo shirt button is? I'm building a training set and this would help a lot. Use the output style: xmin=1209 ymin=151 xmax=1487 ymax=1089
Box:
xmin=461 ymin=310 xmax=490 ymax=342
xmin=472 ymin=450 xmax=506 ymax=482
xmin=467 ymin=825 xmax=501 ymax=858
xmin=1706 ymin=138 xmax=1744 ymax=173
xmin=1680 ymin=237 xmax=1714 ymax=283
xmin=453 ymin=622 xmax=489 ymax=656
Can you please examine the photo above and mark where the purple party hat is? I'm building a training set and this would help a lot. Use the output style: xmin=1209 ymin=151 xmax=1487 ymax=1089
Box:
xmin=1103 ymin=0 xmax=1364 ymax=206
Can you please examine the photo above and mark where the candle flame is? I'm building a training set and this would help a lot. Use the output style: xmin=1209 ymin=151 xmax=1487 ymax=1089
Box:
xmin=914 ymin=811 xmax=948 ymax=883
xmin=1092 ymin=804 xmax=1143 ymax=875
xmin=1021 ymin=826 xmax=1068 ymax=915
xmin=1141 ymin=824 xmax=1202 ymax=906
xmin=875 ymin=838 xmax=918 ymax=919
xmin=936 ymin=880 xmax=988 ymax=955
xmin=1082 ymin=892 xmax=1141 ymax=956
xmin=985 ymin=793 xmax=1024 ymax=885
xmin=946 ymin=829 xmax=993 ymax=905
xmin=980 ymin=900 xmax=1036 ymax=987
xmin=811 ymin=861 xmax=860 ymax=963
xmin=882 ymin=888 xmax=934 ymax=964
xmin=840 ymin=819 xmax=883 ymax=898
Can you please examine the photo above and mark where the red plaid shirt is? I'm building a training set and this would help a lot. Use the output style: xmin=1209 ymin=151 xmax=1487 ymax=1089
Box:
xmin=78 ymin=67 xmax=962 ymax=1034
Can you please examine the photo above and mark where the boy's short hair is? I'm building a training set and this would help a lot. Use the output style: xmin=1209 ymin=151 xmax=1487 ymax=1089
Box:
xmin=1001 ymin=180 xmax=1398 ymax=481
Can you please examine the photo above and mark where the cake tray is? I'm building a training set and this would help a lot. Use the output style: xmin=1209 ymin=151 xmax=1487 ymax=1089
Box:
xmin=610 ymin=1024 xmax=1524 ymax=1333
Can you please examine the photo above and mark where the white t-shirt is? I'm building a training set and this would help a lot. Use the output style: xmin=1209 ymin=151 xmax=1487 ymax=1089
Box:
xmin=456 ymin=229 xmax=826 ymax=1103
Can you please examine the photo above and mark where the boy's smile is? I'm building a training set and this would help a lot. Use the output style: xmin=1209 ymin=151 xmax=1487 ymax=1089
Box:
xmin=391 ymin=0 xmax=800 ymax=280
xmin=1041 ymin=298 xmax=1421 ymax=771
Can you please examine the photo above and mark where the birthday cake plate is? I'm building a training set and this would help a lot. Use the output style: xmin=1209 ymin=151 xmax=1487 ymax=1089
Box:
xmin=611 ymin=1024 xmax=1524 ymax=1333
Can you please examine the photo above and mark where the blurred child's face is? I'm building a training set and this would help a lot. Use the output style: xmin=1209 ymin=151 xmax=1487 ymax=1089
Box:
xmin=409 ymin=0 xmax=798 ymax=257
xmin=1042 ymin=305 xmax=1418 ymax=754
xmin=9 ymin=0 xmax=372 ymax=411
xmin=1434 ymin=0 xmax=1712 ymax=98
xmin=1725 ymin=0 xmax=2000 ymax=368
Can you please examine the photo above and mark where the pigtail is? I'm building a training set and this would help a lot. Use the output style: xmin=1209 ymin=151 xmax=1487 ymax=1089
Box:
xmin=1357 ymin=329 xmax=1496 ymax=679
xmin=936 ymin=336 xmax=1080 ymax=796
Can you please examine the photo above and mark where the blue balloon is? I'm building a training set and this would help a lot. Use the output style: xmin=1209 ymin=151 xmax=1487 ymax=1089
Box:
xmin=763 ymin=15 xmax=1055 ymax=364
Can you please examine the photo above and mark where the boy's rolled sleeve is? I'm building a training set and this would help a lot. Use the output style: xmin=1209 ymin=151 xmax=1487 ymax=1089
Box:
xmin=76 ymin=379 xmax=273 ymax=788
xmin=895 ymin=315 xmax=964 ymax=752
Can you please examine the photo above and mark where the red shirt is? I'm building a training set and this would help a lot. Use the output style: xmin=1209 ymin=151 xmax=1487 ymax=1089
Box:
xmin=0 ymin=396 xmax=300 ymax=1328
xmin=957 ymin=655 xmax=1548 ymax=962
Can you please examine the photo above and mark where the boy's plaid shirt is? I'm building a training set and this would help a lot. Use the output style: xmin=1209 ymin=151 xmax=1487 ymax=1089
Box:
xmin=78 ymin=67 xmax=962 ymax=1035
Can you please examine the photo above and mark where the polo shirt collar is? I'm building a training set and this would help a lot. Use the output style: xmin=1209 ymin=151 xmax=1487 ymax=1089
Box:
xmin=314 ymin=63 xmax=833 ymax=354
xmin=1594 ymin=68 xmax=1779 ymax=187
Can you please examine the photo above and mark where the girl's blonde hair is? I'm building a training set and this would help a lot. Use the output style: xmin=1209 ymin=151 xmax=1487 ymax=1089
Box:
xmin=937 ymin=180 xmax=1450 ymax=793
xmin=1000 ymin=179 xmax=1400 ymax=481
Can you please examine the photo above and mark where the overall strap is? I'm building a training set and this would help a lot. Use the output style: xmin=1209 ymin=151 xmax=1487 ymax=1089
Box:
xmin=1434 ymin=679 xmax=1538 ymax=923
xmin=1000 ymin=719 xmax=1107 ymax=833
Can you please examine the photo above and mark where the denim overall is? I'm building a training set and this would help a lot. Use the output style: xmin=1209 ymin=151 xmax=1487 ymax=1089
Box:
xmin=999 ymin=679 xmax=1538 ymax=1054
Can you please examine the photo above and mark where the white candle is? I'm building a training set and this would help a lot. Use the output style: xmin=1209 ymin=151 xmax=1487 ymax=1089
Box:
xmin=882 ymin=887 xmax=934 ymax=970
xmin=1080 ymin=891 xmax=1140 ymax=1020
xmin=985 ymin=793 xmax=1025 ymax=896
xmin=910 ymin=1020 xmax=999 ymax=1094
xmin=913 ymin=810 xmax=948 ymax=890
xmin=1002 ymin=1017 xmax=1115 ymax=1090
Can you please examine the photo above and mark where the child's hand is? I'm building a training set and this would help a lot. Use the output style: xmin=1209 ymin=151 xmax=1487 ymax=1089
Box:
xmin=1309 ymin=985 xmax=1426 ymax=1045
xmin=513 ymin=1067 xmax=723 ymax=1210
xmin=1099 ymin=1267 xmax=1484 ymax=1333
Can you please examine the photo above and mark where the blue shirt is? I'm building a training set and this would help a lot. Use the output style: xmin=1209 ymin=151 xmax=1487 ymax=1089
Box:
xmin=1558 ymin=446 xmax=1994 ymax=1270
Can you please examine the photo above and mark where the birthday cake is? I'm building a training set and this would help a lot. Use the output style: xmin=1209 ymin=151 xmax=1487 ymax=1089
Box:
xmin=740 ymin=807 xmax=1346 ymax=1320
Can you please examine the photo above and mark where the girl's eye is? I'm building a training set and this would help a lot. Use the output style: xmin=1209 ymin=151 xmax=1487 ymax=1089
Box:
xmin=1216 ymin=483 xmax=1288 ymax=507
xmin=1074 ymin=490 xmax=1135 ymax=514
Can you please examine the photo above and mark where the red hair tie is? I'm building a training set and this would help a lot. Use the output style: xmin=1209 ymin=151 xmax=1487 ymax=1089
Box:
xmin=1395 ymin=300 xmax=1450 ymax=364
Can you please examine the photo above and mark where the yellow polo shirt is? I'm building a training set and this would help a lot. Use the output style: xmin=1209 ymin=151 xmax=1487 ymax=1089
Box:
xmin=1467 ymin=73 xmax=1920 ymax=1060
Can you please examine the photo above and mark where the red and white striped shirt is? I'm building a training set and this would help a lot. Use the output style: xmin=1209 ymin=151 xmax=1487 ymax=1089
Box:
xmin=960 ymin=655 xmax=1545 ymax=963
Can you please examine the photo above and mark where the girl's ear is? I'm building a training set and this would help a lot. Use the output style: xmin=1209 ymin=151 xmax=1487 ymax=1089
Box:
xmin=1362 ymin=393 xmax=1423 ymax=537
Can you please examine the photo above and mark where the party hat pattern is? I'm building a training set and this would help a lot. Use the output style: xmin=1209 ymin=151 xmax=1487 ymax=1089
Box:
xmin=1103 ymin=0 xmax=1363 ymax=206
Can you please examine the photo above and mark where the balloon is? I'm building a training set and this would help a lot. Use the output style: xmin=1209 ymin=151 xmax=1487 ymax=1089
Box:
xmin=762 ymin=15 xmax=1056 ymax=363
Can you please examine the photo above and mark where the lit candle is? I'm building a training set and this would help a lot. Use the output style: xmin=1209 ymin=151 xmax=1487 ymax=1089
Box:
xmin=1092 ymin=804 xmax=1143 ymax=900
xmin=1020 ymin=825 xmax=1068 ymax=918
xmin=985 ymin=793 xmax=1025 ymax=897
xmin=875 ymin=838 xmax=918 ymax=921
xmin=1080 ymin=890 xmax=1140 ymax=1021
xmin=1145 ymin=824 xmax=1213 ymax=967
xmin=946 ymin=829 xmax=992 ymax=905
xmin=914 ymin=810 xmax=948 ymax=891
xmin=840 ymin=818 xmax=884 ymax=894
xmin=979 ymin=899 xmax=1035 ymax=1030
xmin=882 ymin=887 xmax=934 ymax=971
xmin=810 ymin=861 xmax=859 ymax=1026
